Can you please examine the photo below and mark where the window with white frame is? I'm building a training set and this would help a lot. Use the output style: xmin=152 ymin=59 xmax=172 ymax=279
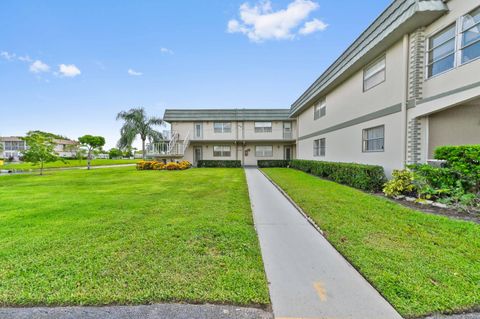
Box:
xmin=461 ymin=7 xmax=480 ymax=64
xmin=314 ymin=98 xmax=326 ymax=120
xmin=362 ymin=126 xmax=384 ymax=152
xmin=254 ymin=122 xmax=272 ymax=133
xmin=313 ymin=138 xmax=326 ymax=157
xmin=363 ymin=56 xmax=386 ymax=91
xmin=427 ymin=24 xmax=456 ymax=77
xmin=213 ymin=122 xmax=231 ymax=133
xmin=255 ymin=146 xmax=273 ymax=157
xmin=213 ymin=145 xmax=231 ymax=157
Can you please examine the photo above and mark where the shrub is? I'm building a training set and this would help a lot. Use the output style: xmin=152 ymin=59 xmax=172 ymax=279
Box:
xmin=197 ymin=160 xmax=241 ymax=168
xmin=383 ymin=170 xmax=416 ymax=197
xmin=178 ymin=160 xmax=192 ymax=170
xmin=257 ymin=160 xmax=290 ymax=168
xmin=136 ymin=160 xmax=191 ymax=171
xmin=434 ymin=145 xmax=480 ymax=192
xmin=290 ymin=159 xmax=386 ymax=192
xmin=152 ymin=162 xmax=165 ymax=170
xmin=165 ymin=162 xmax=180 ymax=170
xmin=137 ymin=161 xmax=156 ymax=170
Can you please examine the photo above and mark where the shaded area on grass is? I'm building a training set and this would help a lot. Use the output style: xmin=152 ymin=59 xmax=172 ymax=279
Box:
xmin=0 ymin=167 xmax=269 ymax=307
xmin=262 ymin=168 xmax=480 ymax=318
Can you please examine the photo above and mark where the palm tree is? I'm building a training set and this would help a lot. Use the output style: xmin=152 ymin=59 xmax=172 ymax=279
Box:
xmin=116 ymin=108 xmax=164 ymax=160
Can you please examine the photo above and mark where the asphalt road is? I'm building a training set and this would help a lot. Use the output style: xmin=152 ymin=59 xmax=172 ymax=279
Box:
xmin=0 ymin=304 xmax=272 ymax=319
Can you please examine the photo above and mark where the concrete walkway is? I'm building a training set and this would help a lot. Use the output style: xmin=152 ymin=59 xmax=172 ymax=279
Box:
xmin=245 ymin=168 xmax=403 ymax=319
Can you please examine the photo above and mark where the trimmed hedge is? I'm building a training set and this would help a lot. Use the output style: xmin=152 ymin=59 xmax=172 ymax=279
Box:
xmin=257 ymin=160 xmax=290 ymax=168
xmin=290 ymin=159 xmax=386 ymax=192
xmin=197 ymin=160 xmax=241 ymax=168
xmin=435 ymin=145 xmax=480 ymax=176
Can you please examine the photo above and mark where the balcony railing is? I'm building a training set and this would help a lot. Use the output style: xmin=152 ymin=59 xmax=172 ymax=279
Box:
xmin=146 ymin=131 xmax=190 ymax=158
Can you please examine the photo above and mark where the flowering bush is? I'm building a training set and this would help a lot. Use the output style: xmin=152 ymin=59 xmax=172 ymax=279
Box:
xmin=136 ymin=160 xmax=192 ymax=171
xmin=165 ymin=162 xmax=180 ymax=170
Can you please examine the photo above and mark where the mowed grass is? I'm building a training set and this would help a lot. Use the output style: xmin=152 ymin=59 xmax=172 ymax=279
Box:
xmin=1 ymin=159 xmax=138 ymax=171
xmin=262 ymin=168 xmax=480 ymax=318
xmin=0 ymin=167 xmax=269 ymax=307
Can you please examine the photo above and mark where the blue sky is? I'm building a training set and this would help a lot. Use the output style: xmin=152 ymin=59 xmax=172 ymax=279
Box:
xmin=0 ymin=0 xmax=391 ymax=149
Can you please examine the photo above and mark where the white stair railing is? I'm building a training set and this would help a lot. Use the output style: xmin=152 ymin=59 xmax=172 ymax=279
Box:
xmin=182 ymin=131 xmax=190 ymax=154
xmin=167 ymin=131 xmax=179 ymax=154
xmin=146 ymin=130 xmax=190 ymax=157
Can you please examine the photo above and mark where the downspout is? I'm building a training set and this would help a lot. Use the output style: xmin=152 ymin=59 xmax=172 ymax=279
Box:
xmin=402 ymin=33 xmax=410 ymax=168
xmin=235 ymin=109 xmax=239 ymax=162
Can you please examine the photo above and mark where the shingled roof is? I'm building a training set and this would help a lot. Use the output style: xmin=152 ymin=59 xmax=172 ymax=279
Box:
xmin=163 ymin=109 xmax=292 ymax=122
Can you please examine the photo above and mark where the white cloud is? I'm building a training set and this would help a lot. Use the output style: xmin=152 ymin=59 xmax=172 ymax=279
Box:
xmin=299 ymin=18 xmax=328 ymax=35
xmin=0 ymin=51 xmax=16 ymax=60
xmin=58 ymin=64 xmax=81 ymax=77
xmin=17 ymin=55 xmax=32 ymax=62
xmin=1 ymin=51 xmax=32 ymax=63
xmin=29 ymin=60 xmax=50 ymax=73
xmin=227 ymin=0 xmax=327 ymax=42
xmin=160 ymin=47 xmax=174 ymax=54
xmin=127 ymin=68 xmax=143 ymax=76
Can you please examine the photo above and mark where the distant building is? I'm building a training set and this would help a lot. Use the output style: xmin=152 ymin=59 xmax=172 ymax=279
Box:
xmin=0 ymin=136 xmax=79 ymax=161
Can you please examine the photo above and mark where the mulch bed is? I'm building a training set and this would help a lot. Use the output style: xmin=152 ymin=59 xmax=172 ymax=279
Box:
xmin=377 ymin=195 xmax=480 ymax=224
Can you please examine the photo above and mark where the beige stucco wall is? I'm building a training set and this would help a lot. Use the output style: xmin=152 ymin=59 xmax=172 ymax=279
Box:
xmin=297 ymin=113 xmax=404 ymax=176
xmin=183 ymin=142 xmax=295 ymax=166
xmin=295 ymin=38 xmax=407 ymax=175
xmin=242 ymin=143 xmax=295 ymax=166
xmin=297 ymin=39 xmax=405 ymax=139
xmin=428 ymin=103 xmax=480 ymax=157
xmin=171 ymin=120 xmax=296 ymax=142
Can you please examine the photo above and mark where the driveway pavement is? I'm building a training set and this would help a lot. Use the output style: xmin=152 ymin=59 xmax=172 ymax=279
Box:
xmin=245 ymin=167 xmax=403 ymax=319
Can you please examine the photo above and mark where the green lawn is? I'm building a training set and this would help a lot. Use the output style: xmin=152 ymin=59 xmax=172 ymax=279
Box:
xmin=262 ymin=168 xmax=480 ymax=318
xmin=0 ymin=167 xmax=269 ymax=307
xmin=1 ymin=159 xmax=138 ymax=171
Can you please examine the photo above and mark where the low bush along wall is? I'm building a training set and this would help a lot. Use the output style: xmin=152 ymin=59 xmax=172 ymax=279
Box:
xmin=257 ymin=160 xmax=291 ymax=168
xmin=136 ymin=160 xmax=192 ymax=171
xmin=197 ymin=160 xmax=242 ymax=168
xmin=383 ymin=145 xmax=480 ymax=211
xmin=290 ymin=159 xmax=387 ymax=192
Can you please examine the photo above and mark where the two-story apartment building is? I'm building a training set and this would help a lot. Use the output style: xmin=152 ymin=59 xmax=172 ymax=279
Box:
xmin=0 ymin=136 xmax=79 ymax=161
xmin=290 ymin=0 xmax=480 ymax=175
xmin=160 ymin=109 xmax=296 ymax=166
xmin=156 ymin=0 xmax=480 ymax=175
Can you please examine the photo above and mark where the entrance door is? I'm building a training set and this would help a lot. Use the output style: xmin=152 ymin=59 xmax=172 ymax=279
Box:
xmin=193 ymin=146 xmax=203 ymax=166
xmin=284 ymin=146 xmax=292 ymax=161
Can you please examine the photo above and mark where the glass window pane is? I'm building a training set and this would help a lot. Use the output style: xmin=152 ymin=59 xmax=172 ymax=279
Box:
xmin=462 ymin=25 xmax=480 ymax=47
xmin=428 ymin=39 xmax=455 ymax=63
xmin=462 ymin=40 xmax=480 ymax=63
xmin=463 ymin=7 xmax=480 ymax=31
xmin=364 ymin=70 xmax=386 ymax=91
xmin=429 ymin=25 xmax=455 ymax=48
xmin=428 ymin=54 xmax=455 ymax=77
xmin=364 ymin=58 xmax=385 ymax=79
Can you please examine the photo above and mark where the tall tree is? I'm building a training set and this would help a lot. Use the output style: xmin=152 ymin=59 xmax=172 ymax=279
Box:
xmin=116 ymin=108 xmax=163 ymax=160
xmin=22 ymin=132 xmax=60 ymax=175
xmin=78 ymin=135 xmax=105 ymax=170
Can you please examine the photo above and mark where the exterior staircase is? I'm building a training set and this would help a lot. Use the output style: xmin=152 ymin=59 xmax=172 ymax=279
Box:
xmin=146 ymin=131 xmax=190 ymax=159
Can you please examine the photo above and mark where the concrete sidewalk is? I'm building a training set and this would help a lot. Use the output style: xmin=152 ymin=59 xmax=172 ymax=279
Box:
xmin=245 ymin=168 xmax=402 ymax=319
